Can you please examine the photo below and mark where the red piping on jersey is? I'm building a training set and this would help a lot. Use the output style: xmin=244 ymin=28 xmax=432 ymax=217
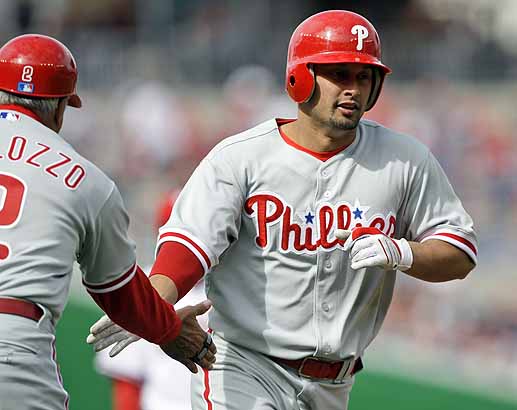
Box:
xmin=432 ymin=232 xmax=477 ymax=255
xmin=0 ymin=104 xmax=43 ymax=123
xmin=159 ymin=232 xmax=212 ymax=270
xmin=83 ymin=263 xmax=136 ymax=290
xmin=278 ymin=126 xmax=350 ymax=162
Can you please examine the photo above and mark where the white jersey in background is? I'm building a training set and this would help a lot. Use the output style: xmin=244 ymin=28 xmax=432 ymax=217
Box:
xmin=95 ymin=281 xmax=208 ymax=410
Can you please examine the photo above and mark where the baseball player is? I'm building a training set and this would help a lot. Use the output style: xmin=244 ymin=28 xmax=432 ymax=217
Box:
xmin=0 ymin=34 xmax=214 ymax=410
xmin=88 ymin=10 xmax=477 ymax=410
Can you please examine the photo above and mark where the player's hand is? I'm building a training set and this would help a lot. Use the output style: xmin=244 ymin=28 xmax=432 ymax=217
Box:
xmin=160 ymin=300 xmax=217 ymax=374
xmin=336 ymin=227 xmax=413 ymax=271
xmin=86 ymin=315 xmax=140 ymax=357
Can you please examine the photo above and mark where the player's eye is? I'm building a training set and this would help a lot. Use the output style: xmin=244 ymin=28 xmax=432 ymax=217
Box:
xmin=331 ymin=70 xmax=349 ymax=81
xmin=357 ymin=71 xmax=372 ymax=82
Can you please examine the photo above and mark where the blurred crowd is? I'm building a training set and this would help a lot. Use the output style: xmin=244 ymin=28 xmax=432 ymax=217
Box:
xmin=1 ymin=0 xmax=516 ymax=398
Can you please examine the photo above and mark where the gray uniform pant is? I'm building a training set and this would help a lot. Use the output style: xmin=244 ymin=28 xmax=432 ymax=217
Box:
xmin=191 ymin=332 xmax=355 ymax=410
xmin=0 ymin=307 xmax=68 ymax=410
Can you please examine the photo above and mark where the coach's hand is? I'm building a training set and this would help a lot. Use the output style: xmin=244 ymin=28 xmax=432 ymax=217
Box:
xmin=160 ymin=300 xmax=217 ymax=374
xmin=336 ymin=227 xmax=413 ymax=271
xmin=86 ymin=315 xmax=140 ymax=357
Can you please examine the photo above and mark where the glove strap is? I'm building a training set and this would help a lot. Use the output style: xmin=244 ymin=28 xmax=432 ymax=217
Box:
xmin=394 ymin=238 xmax=413 ymax=271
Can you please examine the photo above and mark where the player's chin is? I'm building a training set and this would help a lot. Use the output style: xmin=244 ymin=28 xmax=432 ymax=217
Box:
xmin=330 ymin=116 xmax=359 ymax=130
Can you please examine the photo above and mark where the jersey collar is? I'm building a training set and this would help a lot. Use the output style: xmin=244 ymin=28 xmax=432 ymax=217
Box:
xmin=0 ymin=104 xmax=44 ymax=124
xmin=276 ymin=118 xmax=350 ymax=162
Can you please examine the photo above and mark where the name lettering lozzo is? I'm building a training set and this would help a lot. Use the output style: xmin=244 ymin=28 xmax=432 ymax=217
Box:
xmin=244 ymin=193 xmax=396 ymax=254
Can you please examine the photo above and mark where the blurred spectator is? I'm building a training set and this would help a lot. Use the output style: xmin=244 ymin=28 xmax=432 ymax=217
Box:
xmin=218 ymin=64 xmax=296 ymax=137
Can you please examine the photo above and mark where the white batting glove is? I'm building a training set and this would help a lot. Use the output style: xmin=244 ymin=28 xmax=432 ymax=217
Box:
xmin=86 ymin=314 xmax=140 ymax=357
xmin=336 ymin=227 xmax=413 ymax=271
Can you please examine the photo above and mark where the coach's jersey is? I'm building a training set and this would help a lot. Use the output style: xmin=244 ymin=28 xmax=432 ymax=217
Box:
xmin=157 ymin=118 xmax=477 ymax=360
xmin=0 ymin=106 xmax=136 ymax=320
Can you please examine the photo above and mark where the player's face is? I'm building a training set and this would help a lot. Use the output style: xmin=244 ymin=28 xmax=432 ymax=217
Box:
xmin=308 ymin=64 xmax=373 ymax=131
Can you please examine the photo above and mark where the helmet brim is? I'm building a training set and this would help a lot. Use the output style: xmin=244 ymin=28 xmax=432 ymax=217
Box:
xmin=292 ymin=52 xmax=392 ymax=75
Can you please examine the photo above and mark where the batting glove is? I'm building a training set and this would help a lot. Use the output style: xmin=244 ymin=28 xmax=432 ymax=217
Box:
xmin=86 ymin=314 xmax=140 ymax=357
xmin=336 ymin=227 xmax=413 ymax=271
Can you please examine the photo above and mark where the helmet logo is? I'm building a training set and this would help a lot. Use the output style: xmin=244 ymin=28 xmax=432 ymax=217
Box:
xmin=351 ymin=25 xmax=369 ymax=51
xmin=21 ymin=66 xmax=34 ymax=82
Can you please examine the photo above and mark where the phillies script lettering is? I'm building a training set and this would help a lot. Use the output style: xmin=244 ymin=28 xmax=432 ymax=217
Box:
xmin=245 ymin=193 xmax=396 ymax=254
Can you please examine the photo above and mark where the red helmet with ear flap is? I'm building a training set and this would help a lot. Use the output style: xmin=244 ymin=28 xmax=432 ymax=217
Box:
xmin=0 ymin=34 xmax=82 ymax=108
xmin=285 ymin=10 xmax=391 ymax=111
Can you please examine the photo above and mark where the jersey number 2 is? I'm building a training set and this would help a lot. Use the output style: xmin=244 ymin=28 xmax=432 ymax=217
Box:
xmin=0 ymin=173 xmax=27 ymax=261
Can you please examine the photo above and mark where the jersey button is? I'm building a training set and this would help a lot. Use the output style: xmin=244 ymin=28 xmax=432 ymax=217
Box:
xmin=325 ymin=261 xmax=332 ymax=269
xmin=323 ymin=191 xmax=332 ymax=198
xmin=321 ymin=170 xmax=329 ymax=178
xmin=323 ymin=345 xmax=331 ymax=355
xmin=322 ymin=302 xmax=330 ymax=312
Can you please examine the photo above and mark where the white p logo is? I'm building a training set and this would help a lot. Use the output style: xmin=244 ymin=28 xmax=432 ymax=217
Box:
xmin=351 ymin=25 xmax=369 ymax=51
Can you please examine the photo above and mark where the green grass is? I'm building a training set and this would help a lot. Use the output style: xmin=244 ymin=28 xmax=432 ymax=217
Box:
xmin=55 ymin=301 xmax=111 ymax=410
xmin=56 ymin=300 xmax=517 ymax=410
xmin=351 ymin=369 xmax=516 ymax=410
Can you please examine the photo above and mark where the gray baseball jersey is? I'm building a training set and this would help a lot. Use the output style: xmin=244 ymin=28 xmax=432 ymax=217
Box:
xmin=157 ymin=118 xmax=477 ymax=361
xmin=0 ymin=107 xmax=137 ymax=320
xmin=0 ymin=106 xmax=137 ymax=409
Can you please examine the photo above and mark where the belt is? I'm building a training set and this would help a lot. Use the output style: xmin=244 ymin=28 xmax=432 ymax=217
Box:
xmin=0 ymin=297 xmax=43 ymax=321
xmin=270 ymin=355 xmax=363 ymax=382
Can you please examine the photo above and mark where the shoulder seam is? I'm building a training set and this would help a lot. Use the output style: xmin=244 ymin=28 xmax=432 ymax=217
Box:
xmin=210 ymin=127 xmax=277 ymax=155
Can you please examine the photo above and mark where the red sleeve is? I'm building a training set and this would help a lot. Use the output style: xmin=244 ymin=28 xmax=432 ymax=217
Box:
xmin=87 ymin=266 xmax=182 ymax=345
xmin=113 ymin=378 xmax=141 ymax=410
xmin=150 ymin=242 xmax=204 ymax=300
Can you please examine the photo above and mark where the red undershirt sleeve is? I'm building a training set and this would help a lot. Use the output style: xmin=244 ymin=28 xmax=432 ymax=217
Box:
xmin=150 ymin=241 xmax=204 ymax=300
xmin=88 ymin=266 xmax=182 ymax=345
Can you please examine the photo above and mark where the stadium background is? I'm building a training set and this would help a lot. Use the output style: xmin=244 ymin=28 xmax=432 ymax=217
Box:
xmin=2 ymin=0 xmax=516 ymax=408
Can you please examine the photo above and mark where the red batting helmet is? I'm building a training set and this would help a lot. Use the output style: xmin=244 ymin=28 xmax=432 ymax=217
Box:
xmin=0 ymin=34 xmax=81 ymax=108
xmin=285 ymin=10 xmax=391 ymax=111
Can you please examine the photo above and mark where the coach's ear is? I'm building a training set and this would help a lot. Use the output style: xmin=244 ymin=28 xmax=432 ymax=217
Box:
xmin=54 ymin=97 xmax=68 ymax=132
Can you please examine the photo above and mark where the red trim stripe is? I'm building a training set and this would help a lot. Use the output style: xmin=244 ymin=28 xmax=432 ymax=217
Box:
xmin=160 ymin=232 xmax=211 ymax=270
xmin=390 ymin=238 xmax=402 ymax=258
xmin=433 ymin=233 xmax=477 ymax=255
xmin=83 ymin=263 xmax=136 ymax=290
xmin=203 ymin=329 xmax=214 ymax=410
xmin=203 ymin=368 xmax=213 ymax=410
xmin=51 ymin=338 xmax=69 ymax=410
xmin=377 ymin=239 xmax=390 ymax=263
xmin=0 ymin=104 xmax=43 ymax=123
xmin=278 ymin=127 xmax=350 ymax=162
